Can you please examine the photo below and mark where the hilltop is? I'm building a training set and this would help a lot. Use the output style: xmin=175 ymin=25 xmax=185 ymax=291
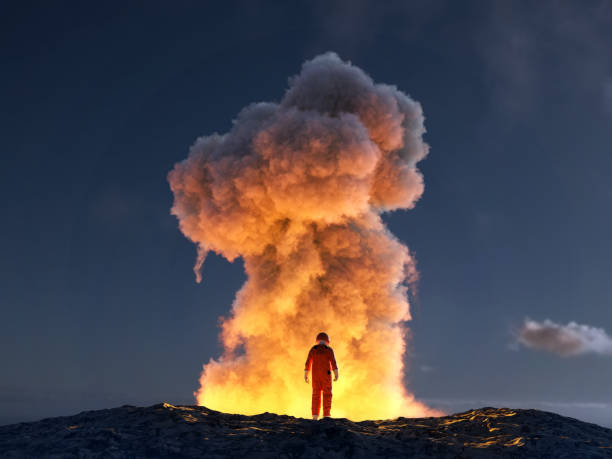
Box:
xmin=1 ymin=403 xmax=611 ymax=458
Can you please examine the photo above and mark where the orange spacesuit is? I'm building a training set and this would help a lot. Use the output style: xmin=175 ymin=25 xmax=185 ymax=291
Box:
xmin=304 ymin=332 xmax=339 ymax=419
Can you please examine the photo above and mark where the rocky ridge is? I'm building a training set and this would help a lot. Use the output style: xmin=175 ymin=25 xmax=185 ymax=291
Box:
xmin=1 ymin=403 xmax=611 ymax=458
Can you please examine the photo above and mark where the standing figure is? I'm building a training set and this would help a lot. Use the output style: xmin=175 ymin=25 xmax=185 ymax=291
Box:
xmin=304 ymin=332 xmax=339 ymax=420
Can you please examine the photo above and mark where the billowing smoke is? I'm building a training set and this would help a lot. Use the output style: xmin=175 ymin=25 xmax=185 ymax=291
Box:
xmin=168 ymin=52 xmax=437 ymax=420
xmin=518 ymin=318 xmax=612 ymax=357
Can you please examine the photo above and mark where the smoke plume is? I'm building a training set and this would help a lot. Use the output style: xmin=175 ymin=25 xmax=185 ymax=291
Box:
xmin=518 ymin=318 xmax=612 ymax=357
xmin=168 ymin=52 xmax=437 ymax=420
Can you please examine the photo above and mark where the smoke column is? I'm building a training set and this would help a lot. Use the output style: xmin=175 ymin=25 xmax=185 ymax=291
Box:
xmin=168 ymin=53 xmax=436 ymax=420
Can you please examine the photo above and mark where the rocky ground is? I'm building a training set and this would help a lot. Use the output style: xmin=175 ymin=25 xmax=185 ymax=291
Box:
xmin=1 ymin=403 xmax=611 ymax=458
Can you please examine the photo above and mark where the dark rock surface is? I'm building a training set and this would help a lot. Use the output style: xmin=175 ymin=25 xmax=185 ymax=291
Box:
xmin=1 ymin=403 xmax=611 ymax=458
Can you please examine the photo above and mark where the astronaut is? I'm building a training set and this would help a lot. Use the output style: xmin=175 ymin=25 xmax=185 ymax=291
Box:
xmin=304 ymin=332 xmax=339 ymax=420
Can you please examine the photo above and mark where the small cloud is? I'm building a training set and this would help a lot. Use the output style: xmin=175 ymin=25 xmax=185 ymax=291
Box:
xmin=517 ymin=318 xmax=612 ymax=357
xmin=419 ymin=364 xmax=434 ymax=373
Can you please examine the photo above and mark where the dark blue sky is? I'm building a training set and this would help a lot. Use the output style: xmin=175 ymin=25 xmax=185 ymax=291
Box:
xmin=2 ymin=0 xmax=612 ymax=426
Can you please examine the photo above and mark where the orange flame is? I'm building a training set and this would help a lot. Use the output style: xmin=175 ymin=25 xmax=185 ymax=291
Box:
xmin=169 ymin=53 xmax=440 ymax=420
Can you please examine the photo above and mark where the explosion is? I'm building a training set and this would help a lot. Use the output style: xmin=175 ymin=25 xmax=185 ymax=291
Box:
xmin=168 ymin=53 xmax=436 ymax=420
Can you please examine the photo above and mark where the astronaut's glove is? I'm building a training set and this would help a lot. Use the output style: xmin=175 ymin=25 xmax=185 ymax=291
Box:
xmin=333 ymin=369 xmax=339 ymax=382
xmin=304 ymin=370 xmax=309 ymax=383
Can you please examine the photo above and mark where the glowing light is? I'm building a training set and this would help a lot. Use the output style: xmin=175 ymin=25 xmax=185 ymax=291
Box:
xmin=169 ymin=53 xmax=439 ymax=420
